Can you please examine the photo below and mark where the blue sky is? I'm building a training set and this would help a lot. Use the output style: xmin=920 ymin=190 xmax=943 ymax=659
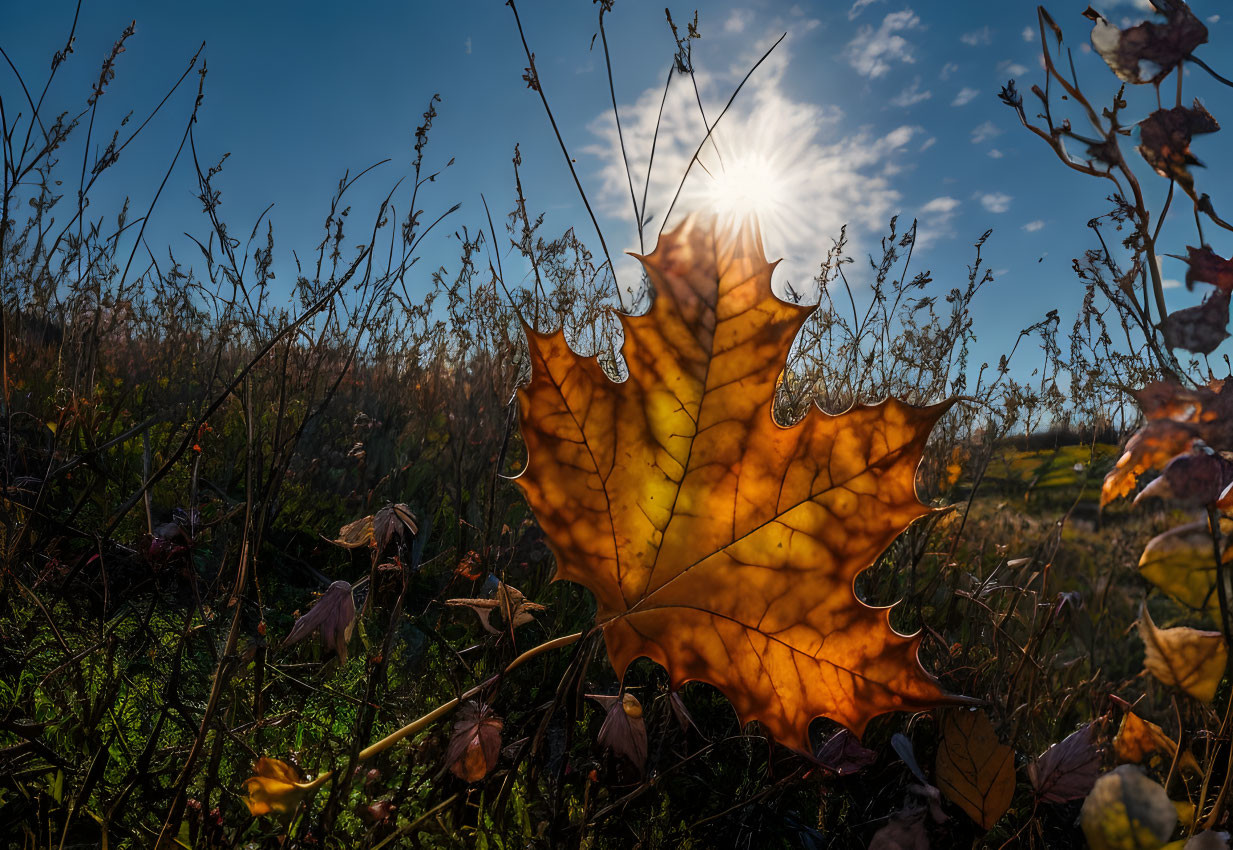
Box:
xmin=5 ymin=0 xmax=1232 ymax=374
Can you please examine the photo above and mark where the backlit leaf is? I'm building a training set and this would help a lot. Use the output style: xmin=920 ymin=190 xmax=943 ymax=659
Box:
xmin=445 ymin=581 xmax=546 ymax=634
xmin=1080 ymin=765 xmax=1177 ymax=850
xmin=935 ymin=709 xmax=1016 ymax=830
xmin=1185 ymin=246 xmax=1233 ymax=294
xmin=282 ymin=581 xmax=357 ymax=663
xmin=1113 ymin=708 xmax=1200 ymax=777
xmin=242 ymin=757 xmax=311 ymax=818
xmin=515 ymin=216 xmax=951 ymax=749
xmin=1138 ymin=520 xmax=1231 ymax=619
xmin=1138 ymin=605 xmax=1227 ymax=702
xmin=1137 ymin=101 xmax=1220 ymax=202
xmin=1087 ymin=1 xmax=1207 ymax=84
xmin=592 ymin=692 xmax=648 ymax=771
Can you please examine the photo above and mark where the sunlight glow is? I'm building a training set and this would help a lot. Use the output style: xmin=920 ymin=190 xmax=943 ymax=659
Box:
xmin=704 ymin=151 xmax=789 ymax=226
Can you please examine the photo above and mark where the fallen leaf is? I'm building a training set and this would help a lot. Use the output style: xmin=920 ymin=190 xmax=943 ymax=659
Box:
xmin=592 ymin=692 xmax=647 ymax=771
xmin=242 ymin=757 xmax=312 ymax=818
xmin=1087 ymin=1 xmax=1207 ymax=84
xmin=1138 ymin=605 xmax=1228 ymax=702
xmin=282 ymin=581 xmax=357 ymax=663
xmin=446 ymin=701 xmax=503 ymax=782
xmin=1159 ymin=289 xmax=1230 ymax=354
xmin=1081 ymin=765 xmax=1178 ymax=850
xmin=935 ymin=709 xmax=1016 ymax=830
xmin=1138 ymin=520 xmax=1231 ymax=619
xmin=1028 ymin=723 xmax=1101 ymax=804
xmin=816 ymin=728 xmax=878 ymax=777
xmin=1113 ymin=707 xmax=1201 ymax=776
xmin=445 ymin=581 xmax=546 ymax=634
xmin=868 ymin=808 xmax=929 ymax=850
xmin=515 ymin=215 xmax=951 ymax=749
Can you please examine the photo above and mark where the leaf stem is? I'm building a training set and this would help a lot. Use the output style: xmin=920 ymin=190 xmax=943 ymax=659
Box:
xmin=298 ymin=631 xmax=584 ymax=792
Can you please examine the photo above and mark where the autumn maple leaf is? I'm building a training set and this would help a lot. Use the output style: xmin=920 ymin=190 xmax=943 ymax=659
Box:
xmin=515 ymin=215 xmax=952 ymax=750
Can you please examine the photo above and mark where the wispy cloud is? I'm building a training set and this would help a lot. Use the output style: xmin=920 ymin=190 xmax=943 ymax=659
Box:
xmin=998 ymin=60 xmax=1030 ymax=77
xmin=1022 ymin=219 xmax=1045 ymax=232
xmin=960 ymin=27 xmax=992 ymax=46
xmin=971 ymin=120 xmax=1002 ymax=144
xmin=587 ymin=39 xmax=923 ymax=296
xmin=939 ymin=61 xmax=959 ymax=80
xmin=891 ymin=76 xmax=932 ymax=107
xmin=1022 ymin=26 xmax=1035 ymax=41
xmin=847 ymin=0 xmax=884 ymax=20
xmin=951 ymin=87 xmax=979 ymax=106
xmin=987 ymin=148 xmax=1004 ymax=159
xmin=464 ymin=36 xmax=472 ymax=55
xmin=978 ymin=192 xmax=1012 ymax=213
xmin=847 ymin=10 xmax=922 ymax=78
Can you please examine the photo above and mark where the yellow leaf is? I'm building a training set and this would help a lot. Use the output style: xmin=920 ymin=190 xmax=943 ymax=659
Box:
xmin=1081 ymin=765 xmax=1177 ymax=850
xmin=242 ymin=757 xmax=311 ymax=817
xmin=1113 ymin=709 xmax=1200 ymax=777
xmin=1139 ymin=521 xmax=1232 ymax=620
xmin=1138 ymin=605 xmax=1228 ymax=702
xmin=515 ymin=216 xmax=951 ymax=749
xmin=935 ymin=709 xmax=1016 ymax=830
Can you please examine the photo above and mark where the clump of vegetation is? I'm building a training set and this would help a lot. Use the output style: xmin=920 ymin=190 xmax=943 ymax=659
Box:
xmin=2 ymin=2 xmax=1231 ymax=848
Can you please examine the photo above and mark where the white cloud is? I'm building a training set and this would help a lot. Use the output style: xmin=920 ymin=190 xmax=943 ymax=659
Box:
xmin=847 ymin=0 xmax=884 ymax=20
xmin=921 ymin=196 xmax=960 ymax=214
xmin=586 ymin=40 xmax=925 ymax=297
xmin=847 ymin=10 xmax=922 ymax=78
xmin=987 ymin=148 xmax=1004 ymax=159
xmin=998 ymin=60 xmax=1030 ymax=76
xmin=1163 ymin=278 xmax=1183 ymax=289
xmin=939 ymin=61 xmax=960 ymax=80
xmin=951 ymin=87 xmax=979 ymax=106
xmin=971 ymin=120 xmax=1002 ymax=144
xmin=961 ymin=27 xmax=992 ymax=46
xmin=725 ymin=9 xmax=754 ymax=33
xmin=1209 ymin=14 xmax=1221 ymax=23
xmin=920 ymin=136 xmax=937 ymax=151
xmin=891 ymin=76 xmax=932 ymax=107
xmin=978 ymin=192 xmax=1012 ymax=213
xmin=1022 ymin=219 xmax=1045 ymax=232
xmin=1022 ymin=26 xmax=1035 ymax=41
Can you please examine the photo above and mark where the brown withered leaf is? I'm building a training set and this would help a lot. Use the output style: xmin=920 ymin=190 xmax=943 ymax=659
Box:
xmin=1113 ymin=705 xmax=1200 ymax=776
xmin=516 ymin=216 xmax=952 ymax=750
xmin=445 ymin=581 xmax=546 ymax=634
xmin=591 ymin=692 xmax=648 ymax=771
xmin=282 ymin=581 xmax=356 ymax=663
xmin=446 ymin=701 xmax=503 ymax=782
xmin=1103 ymin=379 xmax=1233 ymax=504
xmin=1138 ymin=604 xmax=1228 ymax=702
xmin=816 ymin=728 xmax=878 ymax=777
xmin=1159 ymin=289 xmax=1230 ymax=354
xmin=332 ymin=515 xmax=375 ymax=549
xmin=1134 ymin=442 xmax=1233 ymax=506
xmin=935 ymin=709 xmax=1016 ymax=830
xmin=1027 ymin=724 xmax=1100 ymax=804
xmin=1088 ymin=1 xmax=1207 ymax=85
xmin=1185 ymin=245 xmax=1233 ymax=293
xmin=1138 ymin=101 xmax=1220 ymax=201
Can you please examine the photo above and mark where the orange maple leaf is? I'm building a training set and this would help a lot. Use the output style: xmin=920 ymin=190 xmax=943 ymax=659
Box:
xmin=515 ymin=216 xmax=951 ymax=750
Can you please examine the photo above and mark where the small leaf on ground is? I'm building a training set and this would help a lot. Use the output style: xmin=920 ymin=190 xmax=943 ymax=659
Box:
xmin=1080 ymin=765 xmax=1177 ymax=850
xmin=1028 ymin=723 xmax=1100 ymax=804
xmin=935 ymin=709 xmax=1016 ymax=830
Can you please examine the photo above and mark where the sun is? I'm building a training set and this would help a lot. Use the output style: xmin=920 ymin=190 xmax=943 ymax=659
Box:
xmin=704 ymin=150 xmax=789 ymax=226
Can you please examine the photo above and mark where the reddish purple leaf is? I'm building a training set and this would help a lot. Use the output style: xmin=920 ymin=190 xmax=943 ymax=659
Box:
xmin=1160 ymin=289 xmax=1230 ymax=354
xmin=1136 ymin=442 xmax=1233 ymax=506
xmin=1027 ymin=723 xmax=1100 ymax=803
xmin=816 ymin=729 xmax=878 ymax=777
xmin=591 ymin=693 xmax=647 ymax=772
xmin=282 ymin=581 xmax=357 ymax=663
xmin=446 ymin=701 xmax=503 ymax=783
